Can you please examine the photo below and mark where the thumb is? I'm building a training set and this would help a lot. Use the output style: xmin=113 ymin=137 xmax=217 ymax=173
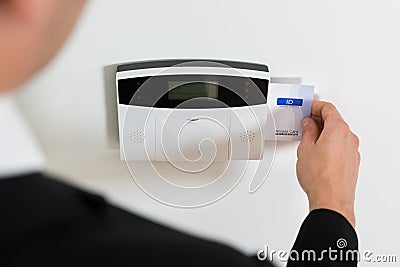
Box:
xmin=300 ymin=117 xmax=319 ymax=145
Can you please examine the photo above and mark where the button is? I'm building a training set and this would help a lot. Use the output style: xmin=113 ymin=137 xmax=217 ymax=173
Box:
xmin=277 ymin=98 xmax=303 ymax=106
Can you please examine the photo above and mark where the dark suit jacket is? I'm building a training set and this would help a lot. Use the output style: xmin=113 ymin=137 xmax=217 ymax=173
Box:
xmin=0 ymin=173 xmax=358 ymax=266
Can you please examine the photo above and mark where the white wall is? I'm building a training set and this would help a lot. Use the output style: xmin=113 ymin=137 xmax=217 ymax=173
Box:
xmin=15 ymin=0 xmax=400 ymax=265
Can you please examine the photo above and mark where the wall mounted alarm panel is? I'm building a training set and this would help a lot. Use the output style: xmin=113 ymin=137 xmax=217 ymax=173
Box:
xmin=116 ymin=59 xmax=313 ymax=162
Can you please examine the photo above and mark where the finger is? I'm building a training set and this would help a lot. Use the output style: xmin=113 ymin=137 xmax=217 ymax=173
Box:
xmin=311 ymin=115 xmax=323 ymax=133
xmin=300 ymin=117 xmax=319 ymax=145
xmin=311 ymin=100 xmax=343 ymax=122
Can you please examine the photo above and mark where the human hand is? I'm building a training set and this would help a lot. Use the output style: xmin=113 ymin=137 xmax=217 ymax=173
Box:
xmin=296 ymin=101 xmax=360 ymax=227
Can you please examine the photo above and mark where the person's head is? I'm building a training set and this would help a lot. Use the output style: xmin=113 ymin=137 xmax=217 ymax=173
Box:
xmin=0 ymin=0 xmax=86 ymax=92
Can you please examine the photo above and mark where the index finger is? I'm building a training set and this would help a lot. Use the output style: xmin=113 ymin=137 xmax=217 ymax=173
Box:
xmin=311 ymin=100 xmax=343 ymax=122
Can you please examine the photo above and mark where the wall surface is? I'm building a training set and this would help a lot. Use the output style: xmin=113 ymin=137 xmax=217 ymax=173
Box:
xmin=15 ymin=0 xmax=400 ymax=265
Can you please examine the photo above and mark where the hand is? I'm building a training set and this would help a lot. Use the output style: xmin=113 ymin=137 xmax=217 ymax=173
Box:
xmin=296 ymin=101 xmax=360 ymax=227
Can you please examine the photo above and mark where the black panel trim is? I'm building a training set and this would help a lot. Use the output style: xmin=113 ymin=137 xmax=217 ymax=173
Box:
xmin=117 ymin=59 xmax=269 ymax=73
xmin=117 ymin=75 xmax=268 ymax=108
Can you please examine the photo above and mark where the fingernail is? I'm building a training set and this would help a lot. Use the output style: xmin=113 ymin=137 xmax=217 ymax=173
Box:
xmin=302 ymin=117 xmax=311 ymax=127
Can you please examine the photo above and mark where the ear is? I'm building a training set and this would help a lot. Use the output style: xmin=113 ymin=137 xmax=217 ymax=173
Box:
xmin=0 ymin=0 xmax=47 ymax=91
xmin=8 ymin=0 xmax=45 ymax=24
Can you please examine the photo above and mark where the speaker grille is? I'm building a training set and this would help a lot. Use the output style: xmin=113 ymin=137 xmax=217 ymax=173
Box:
xmin=240 ymin=131 xmax=256 ymax=143
xmin=129 ymin=130 xmax=145 ymax=143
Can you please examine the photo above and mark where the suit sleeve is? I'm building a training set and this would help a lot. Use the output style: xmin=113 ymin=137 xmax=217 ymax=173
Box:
xmin=287 ymin=209 xmax=358 ymax=267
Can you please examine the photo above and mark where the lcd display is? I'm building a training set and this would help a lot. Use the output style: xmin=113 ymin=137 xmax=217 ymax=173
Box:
xmin=168 ymin=82 xmax=218 ymax=101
